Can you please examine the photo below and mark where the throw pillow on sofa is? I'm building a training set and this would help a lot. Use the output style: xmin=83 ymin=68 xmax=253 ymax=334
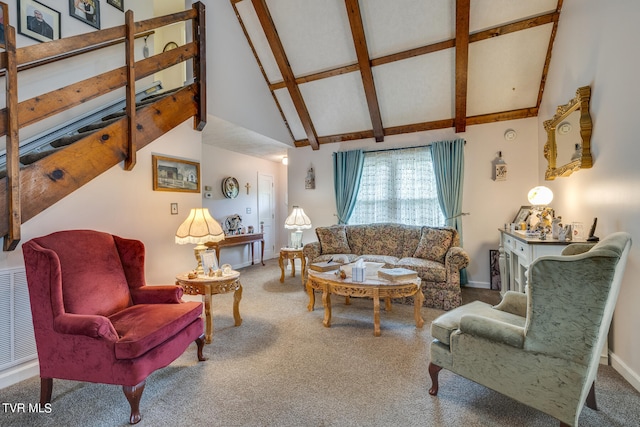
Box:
xmin=414 ymin=228 xmax=453 ymax=263
xmin=316 ymin=225 xmax=351 ymax=254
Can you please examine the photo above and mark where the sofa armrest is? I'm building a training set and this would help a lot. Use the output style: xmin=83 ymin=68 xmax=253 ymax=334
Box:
xmin=130 ymin=285 xmax=183 ymax=304
xmin=303 ymin=241 xmax=321 ymax=262
xmin=445 ymin=246 xmax=470 ymax=270
xmin=54 ymin=313 xmax=119 ymax=341
xmin=459 ymin=314 xmax=525 ymax=348
xmin=493 ymin=291 xmax=527 ymax=317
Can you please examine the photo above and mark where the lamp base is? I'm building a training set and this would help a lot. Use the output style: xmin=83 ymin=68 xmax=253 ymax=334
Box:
xmin=194 ymin=244 xmax=207 ymax=275
xmin=290 ymin=230 xmax=303 ymax=249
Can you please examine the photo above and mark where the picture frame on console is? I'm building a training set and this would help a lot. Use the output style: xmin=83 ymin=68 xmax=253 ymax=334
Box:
xmin=512 ymin=206 xmax=531 ymax=225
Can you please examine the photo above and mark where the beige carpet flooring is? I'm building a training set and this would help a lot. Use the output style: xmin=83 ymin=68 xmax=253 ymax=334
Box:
xmin=2 ymin=259 xmax=639 ymax=426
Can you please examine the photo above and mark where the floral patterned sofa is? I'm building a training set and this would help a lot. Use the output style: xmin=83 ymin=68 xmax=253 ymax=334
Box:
xmin=303 ymin=223 xmax=470 ymax=310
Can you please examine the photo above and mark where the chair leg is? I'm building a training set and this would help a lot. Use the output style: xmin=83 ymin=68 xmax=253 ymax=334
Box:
xmin=196 ymin=334 xmax=207 ymax=361
xmin=40 ymin=377 xmax=53 ymax=404
xmin=123 ymin=380 xmax=145 ymax=424
xmin=586 ymin=381 xmax=597 ymax=410
xmin=428 ymin=362 xmax=442 ymax=396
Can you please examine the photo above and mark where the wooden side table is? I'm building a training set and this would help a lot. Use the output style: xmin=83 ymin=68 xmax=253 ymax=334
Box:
xmin=279 ymin=248 xmax=306 ymax=286
xmin=176 ymin=271 xmax=243 ymax=344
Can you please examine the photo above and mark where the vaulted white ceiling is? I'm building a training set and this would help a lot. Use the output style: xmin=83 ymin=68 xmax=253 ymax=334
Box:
xmin=229 ymin=0 xmax=561 ymax=151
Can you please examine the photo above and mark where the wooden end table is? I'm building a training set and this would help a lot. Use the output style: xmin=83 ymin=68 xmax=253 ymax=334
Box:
xmin=176 ymin=271 xmax=243 ymax=344
xmin=306 ymin=270 xmax=424 ymax=337
xmin=279 ymin=248 xmax=306 ymax=286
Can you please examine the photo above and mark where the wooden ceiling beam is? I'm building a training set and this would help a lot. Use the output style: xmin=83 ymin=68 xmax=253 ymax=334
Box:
xmin=268 ymin=11 xmax=558 ymax=91
xmin=454 ymin=0 xmax=470 ymax=133
xmin=293 ymin=107 xmax=537 ymax=148
xmin=536 ymin=1 xmax=563 ymax=109
xmin=251 ymin=0 xmax=319 ymax=150
xmin=344 ymin=0 xmax=384 ymax=142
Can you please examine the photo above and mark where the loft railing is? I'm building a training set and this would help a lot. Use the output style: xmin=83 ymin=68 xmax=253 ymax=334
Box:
xmin=0 ymin=2 xmax=206 ymax=250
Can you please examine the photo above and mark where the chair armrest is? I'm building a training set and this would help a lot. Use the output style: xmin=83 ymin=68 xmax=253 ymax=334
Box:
xmin=493 ymin=291 xmax=527 ymax=317
xmin=130 ymin=285 xmax=183 ymax=304
xmin=445 ymin=246 xmax=470 ymax=270
xmin=459 ymin=314 xmax=525 ymax=348
xmin=53 ymin=313 xmax=118 ymax=341
xmin=303 ymin=241 xmax=321 ymax=262
xmin=561 ymin=243 xmax=595 ymax=256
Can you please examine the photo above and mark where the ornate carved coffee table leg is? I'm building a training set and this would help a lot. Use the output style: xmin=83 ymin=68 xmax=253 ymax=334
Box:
xmin=414 ymin=287 xmax=425 ymax=328
xmin=373 ymin=288 xmax=381 ymax=336
xmin=306 ymin=280 xmax=315 ymax=311
xmin=322 ymin=284 xmax=332 ymax=328
xmin=233 ymin=282 xmax=243 ymax=326
xmin=203 ymin=292 xmax=213 ymax=344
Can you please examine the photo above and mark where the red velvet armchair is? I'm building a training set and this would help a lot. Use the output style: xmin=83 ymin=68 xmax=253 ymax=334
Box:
xmin=22 ymin=230 xmax=206 ymax=424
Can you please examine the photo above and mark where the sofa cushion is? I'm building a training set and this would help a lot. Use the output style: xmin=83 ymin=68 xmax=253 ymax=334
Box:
xmin=397 ymin=257 xmax=447 ymax=282
xmin=316 ymin=225 xmax=351 ymax=255
xmin=355 ymin=254 xmax=400 ymax=267
xmin=347 ymin=223 xmax=407 ymax=258
xmin=414 ymin=227 xmax=453 ymax=263
xmin=110 ymin=301 xmax=203 ymax=359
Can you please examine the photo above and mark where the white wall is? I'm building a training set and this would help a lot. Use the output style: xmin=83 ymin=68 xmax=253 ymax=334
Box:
xmin=0 ymin=121 xmax=203 ymax=285
xmin=287 ymin=117 xmax=540 ymax=287
xmin=201 ymin=144 xmax=288 ymax=266
xmin=537 ymin=0 xmax=640 ymax=388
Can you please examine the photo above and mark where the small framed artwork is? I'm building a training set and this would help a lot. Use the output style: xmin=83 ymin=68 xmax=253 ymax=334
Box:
xmin=18 ymin=0 xmax=61 ymax=43
xmin=153 ymin=155 xmax=200 ymax=193
xmin=489 ymin=249 xmax=501 ymax=291
xmin=1 ymin=2 xmax=8 ymax=48
xmin=107 ymin=0 xmax=124 ymax=12
xmin=512 ymin=206 xmax=531 ymax=225
xmin=69 ymin=0 xmax=100 ymax=30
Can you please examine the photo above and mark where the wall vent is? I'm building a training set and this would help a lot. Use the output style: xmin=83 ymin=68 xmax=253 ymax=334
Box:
xmin=0 ymin=268 xmax=37 ymax=373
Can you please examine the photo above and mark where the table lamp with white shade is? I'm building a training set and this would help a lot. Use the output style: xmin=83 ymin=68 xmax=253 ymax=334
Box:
xmin=284 ymin=206 xmax=312 ymax=249
xmin=175 ymin=208 xmax=225 ymax=274
xmin=527 ymin=186 xmax=554 ymax=232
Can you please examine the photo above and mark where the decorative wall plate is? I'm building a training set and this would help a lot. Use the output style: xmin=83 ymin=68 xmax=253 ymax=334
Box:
xmin=222 ymin=177 xmax=239 ymax=199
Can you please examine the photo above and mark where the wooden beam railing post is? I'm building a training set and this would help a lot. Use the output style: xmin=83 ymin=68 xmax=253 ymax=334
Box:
xmin=193 ymin=1 xmax=207 ymax=131
xmin=4 ymin=25 xmax=21 ymax=251
xmin=124 ymin=10 xmax=137 ymax=171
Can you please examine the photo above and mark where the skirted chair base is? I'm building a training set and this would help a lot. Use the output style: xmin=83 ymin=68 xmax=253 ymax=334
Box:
xmin=23 ymin=230 xmax=208 ymax=424
xmin=427 ymin=232 xmax=631 ymax=426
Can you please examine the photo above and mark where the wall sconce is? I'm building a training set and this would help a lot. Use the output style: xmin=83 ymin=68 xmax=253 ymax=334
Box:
xmin=282 ymin=156 xmax=288 ymax=165
xmin=494 ymin=151 xmax=507 ymax=181
xmin=143 ymin=36 xmax=150 ymax=58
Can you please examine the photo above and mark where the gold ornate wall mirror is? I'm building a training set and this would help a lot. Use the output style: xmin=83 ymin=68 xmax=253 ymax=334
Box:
xmin=543 ymin=86 xmax=593 ymax=180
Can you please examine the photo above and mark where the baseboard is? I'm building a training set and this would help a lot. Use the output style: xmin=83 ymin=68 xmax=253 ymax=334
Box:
xmin=610 ymin=352 xmax=640 ymax=393
xmin=464 ymin=280 xmax=491 ymax=289
xmin=0 ymin=360 xmax=39 ymax=389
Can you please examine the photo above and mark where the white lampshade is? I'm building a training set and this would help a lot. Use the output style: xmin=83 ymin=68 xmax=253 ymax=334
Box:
xmin=284 ymin=206 xmax=311 ymax=249
xmin=175 ymin=208 xmax=225 ymax=244
xmin=284 ymin=206 xmax=312 ymax=230
xmin=176 ymin=208 xmax=225 ymax=274
xmin=527 ymin=186 xmax=554 ymax=206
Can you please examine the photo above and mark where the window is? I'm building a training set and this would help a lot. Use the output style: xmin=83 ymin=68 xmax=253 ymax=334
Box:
xmin=348 ymin=147 xmax=445 ymax=226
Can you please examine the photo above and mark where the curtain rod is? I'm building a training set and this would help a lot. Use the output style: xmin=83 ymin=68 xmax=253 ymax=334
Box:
xmin=364 ymin=139 xmax=465 ymax=154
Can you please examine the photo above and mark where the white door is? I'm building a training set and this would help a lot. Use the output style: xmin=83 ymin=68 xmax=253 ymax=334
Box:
xmin=258 ymin=173 xmax=275 ymax=259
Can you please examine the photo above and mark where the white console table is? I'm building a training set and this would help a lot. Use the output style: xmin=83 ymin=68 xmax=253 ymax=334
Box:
xmin=497 ymin=228 xmax=607 ymax=364
xmin=498 ymin=228 xmax=582 ymax=295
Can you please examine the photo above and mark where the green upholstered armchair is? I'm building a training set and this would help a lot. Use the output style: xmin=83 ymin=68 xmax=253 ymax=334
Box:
xmin=428 ymin=232 xmax=631 ymax=427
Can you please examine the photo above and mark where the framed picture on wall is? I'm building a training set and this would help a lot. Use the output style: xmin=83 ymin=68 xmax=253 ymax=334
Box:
xmin=18 ymin=0 xmax=61 ymax=43
xmin=152 ymin=155 xmax=200 ymax=193
xmin=107 ymin=0 xmax=124 ymax=12
xmin=0 ymin=2 xmax=8 ymax=48
xmin=69 ymin=0 xmax=100 ymax=30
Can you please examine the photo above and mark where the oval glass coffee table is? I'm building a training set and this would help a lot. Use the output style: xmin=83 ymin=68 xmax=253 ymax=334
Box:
xmin=306 ymin=269 xmax=424 ymax=336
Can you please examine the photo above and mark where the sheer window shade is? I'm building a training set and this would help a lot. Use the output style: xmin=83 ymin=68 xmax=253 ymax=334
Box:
xmin=348 ymin=147 xmax=445 ymax=226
